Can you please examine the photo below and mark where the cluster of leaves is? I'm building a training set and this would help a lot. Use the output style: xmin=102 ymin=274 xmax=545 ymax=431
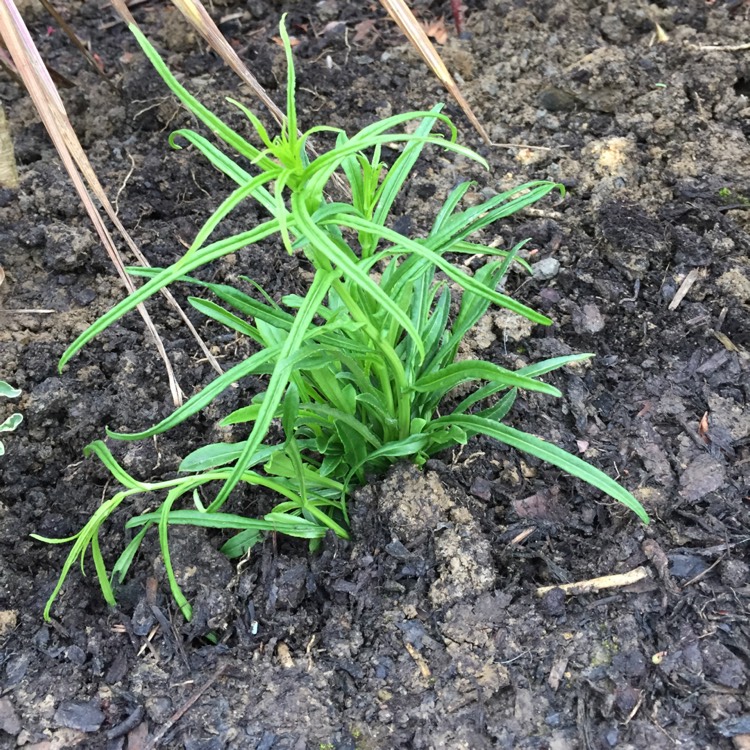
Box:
xmin=36 ymin=19 xmax=648 ymax=621
xmin=0 ymin=381 xmax=22 ymax=456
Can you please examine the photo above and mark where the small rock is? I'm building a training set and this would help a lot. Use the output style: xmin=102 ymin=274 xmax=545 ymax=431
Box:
xmin=0 ymin=610 xmax=17 ymax=637
xmin=4 ymin=654 xmax=29 ymax=687
xmin=718 ymin=715 xmax=750 ymax=737
xmin=604 ymin=726 xmax=620 ymax=747
xmin=0 ymin=697 xmax=21 ymax=735
xmin=721 ymin=559 xmax=749 ymax=588
xmin=65 ymin=645 xmax=86 ymax=666
xmin=385 ymin=539 xmax=411 ymax=561
xmin=131 ymin=596 xmax=156 ymax=637
xmin=540 ymin=587 xmax=566 ymax=617
xmin=531 ymin=257 xmax=560 ymax=281
xmin=702 ymin=641 xmax=747 ymax=689
xmin=145 ymin=696 xmax=172 ymax=723
xmin=539 ymin=87 xmax=578 ymax=112
xmin=315 ymin=0 xmax=339 ymax=22
xmin=572 ymin=303 xmax=605 ymax=334
xmin=539 ymin=287 xmax=561 ymax=309
xmin=668 ymin=553 xmax=708 ymax=580
xmin=679 ymin=453 xmax=726 ymax=501
xmin=53 ymin=700 xmax=105 ymax=733
xmin=469 ymin=477 xmax=493 ymax=502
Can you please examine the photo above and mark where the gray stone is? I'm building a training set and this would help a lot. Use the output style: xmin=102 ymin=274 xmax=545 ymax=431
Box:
xmin=53 ymin=700 xmax=105 ymax=733
xmin=531 ymin=257 xmax=560 ymax=280
xmin=0 ymin=698 xmax=21 ymax=735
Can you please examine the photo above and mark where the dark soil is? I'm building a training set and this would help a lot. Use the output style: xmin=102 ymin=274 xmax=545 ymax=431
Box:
xmin=1 ymin=1 xmax=749 ymax=748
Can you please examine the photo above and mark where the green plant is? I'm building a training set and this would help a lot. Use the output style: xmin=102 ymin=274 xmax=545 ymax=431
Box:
xmin=35 ymin=18 xmax=648 ymax=621
xmin=718 ymin=186 xmax=750 ymax=206
xmin=0 ymin=381 xmax=22 ymax=456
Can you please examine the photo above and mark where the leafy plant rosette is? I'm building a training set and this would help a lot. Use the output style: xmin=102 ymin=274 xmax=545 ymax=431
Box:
xmin=35 ymin=18 xmax=648 ymax=621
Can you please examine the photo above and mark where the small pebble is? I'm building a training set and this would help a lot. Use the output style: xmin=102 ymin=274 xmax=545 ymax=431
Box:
xmin=470 ymin=476 xmax=493 ymax=502
xmin=668 ymin=553 xmax=708 ymax=579
xmin=721 ymin=559 xmax=748 ymax=588
xmin=385 ymin=539 xmax=411 ymax=561
xmin=538 ymin=287 xmax=561 ymax=309
xmin=532 ymin=257 xmax=560 ymax=281
xmin=65 ymin=645 xmax=87 ymax=666
xmin=539 ymin=87 xmax=578 ymax=112
xmin=540 ymin=587 xmax=566 ymax=617
xmin=0 ymin=698 xmax=21 ymax=735
xmin=573 ymin=303 xmax=605 ymax=334
xmin=53 ymin=700 xmax=105 ymax=733
xmin=718 ymin=715 xmax=750 ymax=737
xmin=605 ymin=727 xmax=620 ymax=747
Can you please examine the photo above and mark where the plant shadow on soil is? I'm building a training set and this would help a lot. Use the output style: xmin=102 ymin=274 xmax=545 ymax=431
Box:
xmin=1 ymin=0 xmax=749 ymax=748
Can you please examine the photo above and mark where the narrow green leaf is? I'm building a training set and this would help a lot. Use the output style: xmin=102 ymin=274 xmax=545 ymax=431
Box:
xmin=453 ymin=384 xmax=516 ymax=415
xmin=158 ymin=489 xmax=193 ymax=620
xmin=60 ymin=219 xmax=281 ymax=370
xmin=338 ymin=215 xmax=552 ymax=326
xmin=208 ymin=269 xmax=337 ymax=510
xmin=179 ymin=442 xmax=278 ymax=473
xmin=292 ymin=196 xmax=425 ymax=359
xmin=515 ymin=354 xmax=594 ymax=378
xmin=189 ymin=297 xmax=260 ymax=340
xmin=83 ymin=441 xmax=149 ymax=490
xmin=220 ymin=528 xmax=261 ymax=559
xmin=431 ymin=415 xmax=649 ymax=522
xmin=474 ymin=388 xmax=517 ymax=422
xmin=111 ymin=524 xmax=152 ymax=585
xmin=129 ymin=24 xmax=276 ymax=171
xmin=106 ymin=345 xmax=279 ymax=441
xmin=413 ymin=360 xmax=561 ymax=397
xmin=430 ymin=180 xmax=475 ymax=235
xmin=372 ymin=106 xmax=442 ymax=226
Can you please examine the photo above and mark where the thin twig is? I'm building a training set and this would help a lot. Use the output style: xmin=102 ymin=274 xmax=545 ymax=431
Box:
xmin=688 ymin=41 xmax=750 ymax=51
xmin=668 ymin=268 xmax=704 ymax=311
xmin=0 ymin=308 xmax=56 ymax=314
xmin=114 ymin=151 xmax=136 ymax=216
xmin=144 ymin=662 xmax=228 ymax=749
xmin=39 ymin=0 xmax=117 ymax=88
xmin=536 ymin=566 xmax=651 ymax=597
xmin=682 ymin=555 xmax=724 ymax=588
xmin=493 ymin=142 xmax=551 ymax=151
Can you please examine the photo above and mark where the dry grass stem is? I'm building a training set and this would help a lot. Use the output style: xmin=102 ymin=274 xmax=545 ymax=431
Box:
xmin=380 ymin=0 xmax=491 ymax=144
xmin=536 ymin=566 xmax=652 ymax=597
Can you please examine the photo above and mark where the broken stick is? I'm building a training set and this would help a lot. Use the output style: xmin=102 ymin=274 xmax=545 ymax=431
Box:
xmin=536 ymin=566 xmax=652 ymax=598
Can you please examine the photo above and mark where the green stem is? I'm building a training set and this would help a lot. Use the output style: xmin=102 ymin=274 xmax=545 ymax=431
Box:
xmin=328 ymin=278 xmax=411 ymax=440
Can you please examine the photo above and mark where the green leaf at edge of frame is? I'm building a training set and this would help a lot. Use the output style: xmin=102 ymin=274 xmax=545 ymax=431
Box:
xmin=0 ymin=381 xmax=21 ymax=398
xmin=431 ymin=414 xmax=649 ymax=523
xmin=0 ymin=413 xmax=22 ymax=433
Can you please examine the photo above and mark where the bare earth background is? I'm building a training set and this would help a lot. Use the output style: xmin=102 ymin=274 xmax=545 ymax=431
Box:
xmin=1 ymin=0 xmax=749 ymax=748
